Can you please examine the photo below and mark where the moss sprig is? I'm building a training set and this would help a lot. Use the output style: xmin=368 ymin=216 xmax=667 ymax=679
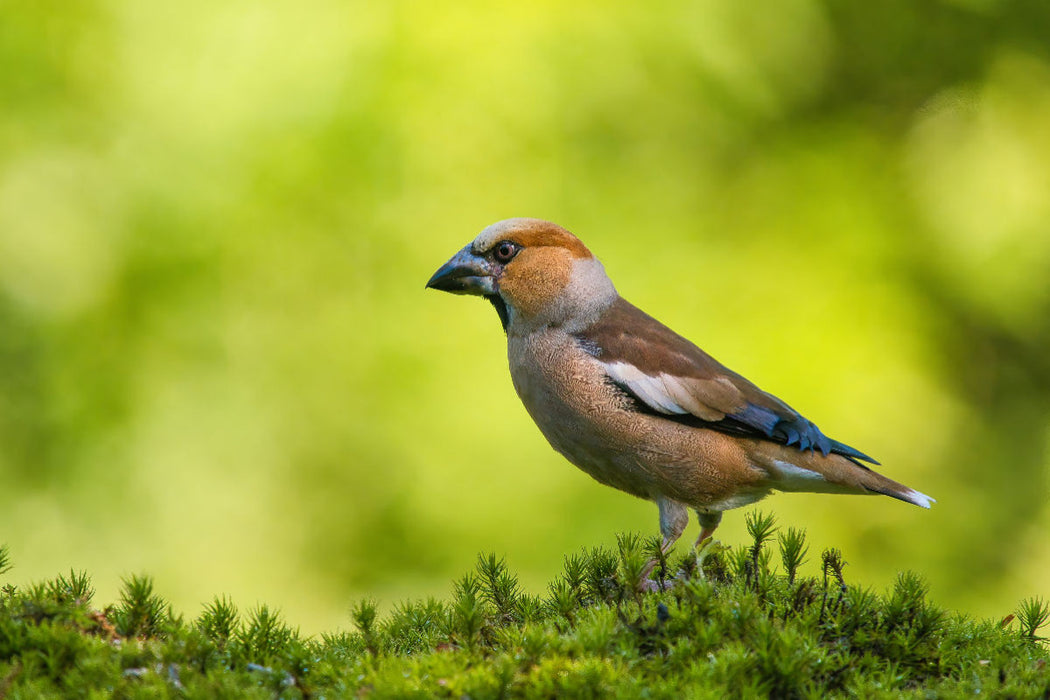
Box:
xmin=0 ymin=521 xmax=1045 ymax=696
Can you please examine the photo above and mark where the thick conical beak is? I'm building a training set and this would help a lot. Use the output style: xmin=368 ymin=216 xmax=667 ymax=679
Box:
xmin=425 ymin=245 xmax=497 ymax=296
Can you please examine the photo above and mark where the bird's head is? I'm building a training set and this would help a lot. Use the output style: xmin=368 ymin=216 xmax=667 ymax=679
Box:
xmin=426 ymin=218 xmax=618 ymax=333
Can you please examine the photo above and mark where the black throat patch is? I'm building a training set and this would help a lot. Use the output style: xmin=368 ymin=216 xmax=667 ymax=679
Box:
xmin=486 ymin=295 xmax=509 ymax=333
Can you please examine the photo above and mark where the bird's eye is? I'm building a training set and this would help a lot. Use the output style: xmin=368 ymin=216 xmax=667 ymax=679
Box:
xmin=493 ymin=241 xmax=518 ymax=263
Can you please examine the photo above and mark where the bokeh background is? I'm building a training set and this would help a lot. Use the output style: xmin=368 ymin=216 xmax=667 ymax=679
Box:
xmin=2 ymin=0 xmax=1049 ymax=633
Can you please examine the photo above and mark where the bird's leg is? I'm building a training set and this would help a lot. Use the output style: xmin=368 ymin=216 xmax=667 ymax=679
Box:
xmin=693 ymin=510 xmax=724 ymax=577
xmin=695 ymin=510 xmax=722 ymax=547
xmin=639 ymin=497 xmax=688 ymax=590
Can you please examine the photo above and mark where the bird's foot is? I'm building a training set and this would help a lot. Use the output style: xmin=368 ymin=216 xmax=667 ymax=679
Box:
xmin=694 ymin=538 xmax=726 ymax=579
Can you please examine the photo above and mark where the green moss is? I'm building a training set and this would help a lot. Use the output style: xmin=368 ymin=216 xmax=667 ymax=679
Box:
xmin=1 ymin=515 xmax=1047 ymax=697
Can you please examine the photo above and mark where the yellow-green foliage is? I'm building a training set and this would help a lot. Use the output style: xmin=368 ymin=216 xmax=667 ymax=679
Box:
xmin=1 ymin=524 xmax=1048 ymax=698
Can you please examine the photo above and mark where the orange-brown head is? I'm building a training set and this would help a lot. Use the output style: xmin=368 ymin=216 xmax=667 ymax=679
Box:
xmin=426 ymin=218 xmax=618 ymax=333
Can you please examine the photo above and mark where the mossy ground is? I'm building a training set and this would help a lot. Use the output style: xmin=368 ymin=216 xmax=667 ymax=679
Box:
xmin=1 ymin=513 xmax=1047 ymax=698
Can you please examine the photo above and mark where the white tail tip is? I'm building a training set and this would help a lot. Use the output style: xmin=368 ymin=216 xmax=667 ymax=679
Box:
xmin=906 ymin=489 xmax=936 ymax=509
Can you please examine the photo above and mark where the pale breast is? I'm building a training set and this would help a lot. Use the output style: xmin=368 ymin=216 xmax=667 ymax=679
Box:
xmin=506 ymin=329 xmax=769 ymax=507
xmin=507 ymin=330 xmax=656 ymax=498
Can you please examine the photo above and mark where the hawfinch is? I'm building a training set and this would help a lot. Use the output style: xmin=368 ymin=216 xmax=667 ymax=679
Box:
xmin=426 ymin=218 xmax=933 ymax=559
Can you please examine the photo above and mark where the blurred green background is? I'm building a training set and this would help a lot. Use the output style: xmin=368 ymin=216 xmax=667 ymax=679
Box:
xmin=2 ymin=0 xmax=1049 ymax=633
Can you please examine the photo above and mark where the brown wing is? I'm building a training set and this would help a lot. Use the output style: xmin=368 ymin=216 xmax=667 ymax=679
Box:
xmin=573 ymin=297 xmax=877 ymax=464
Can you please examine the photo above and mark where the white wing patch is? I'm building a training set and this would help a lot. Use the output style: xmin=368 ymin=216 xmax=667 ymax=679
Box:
xmin=604 ymin=361 xmax=719 ymax=417
xmin=605 ymin=362 xmax=684 ymax=414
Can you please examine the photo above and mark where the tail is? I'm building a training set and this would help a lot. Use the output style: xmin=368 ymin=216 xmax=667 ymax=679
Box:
xmin=753 ymin=442 xmax=935 ymax=508
xmin=861 ymin=474 xmax=935 ymax=509
xmin=820 ymin=459 xmax=936 ymax=509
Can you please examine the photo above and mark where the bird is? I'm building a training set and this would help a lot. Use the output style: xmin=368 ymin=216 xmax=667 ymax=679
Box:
xmin=425 ymin=218 xmax=933 ymax=568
